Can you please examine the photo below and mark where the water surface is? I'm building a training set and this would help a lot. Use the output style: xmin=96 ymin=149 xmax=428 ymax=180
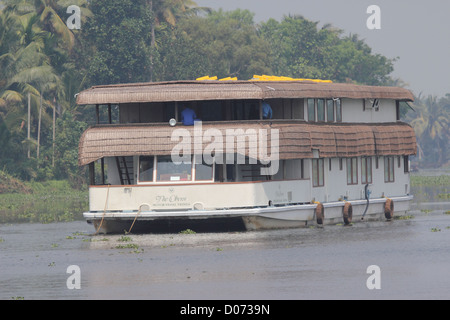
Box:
xmin=1 ymin=211 xmax=449 ymax=300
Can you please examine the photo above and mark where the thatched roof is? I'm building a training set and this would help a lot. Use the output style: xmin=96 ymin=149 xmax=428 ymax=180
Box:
xmin=78 ymin=121 xmax=416 ymax=166
xmin=76 ymin=80 xmax=414 ymax=105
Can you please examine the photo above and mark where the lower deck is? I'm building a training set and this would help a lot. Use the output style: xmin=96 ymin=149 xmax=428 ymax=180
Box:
xmin=88 ymin=154 xmax=411 ymax=211
xmin=85 ymin=195 xmax=413 ymax=234
xmin=84 ymin=153 xmax=413 ymax=233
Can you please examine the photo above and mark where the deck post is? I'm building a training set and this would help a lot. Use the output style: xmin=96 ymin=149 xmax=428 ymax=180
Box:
xmin=96 ymin=104 xmax=100 ymax=124
xmin=89 ymin=162 xmax=95 ymax=185
xmin=108 ymin=103 xmax=112 ymax=124
xmin=101 ymin=158 xmax=105 ymax=185
xmin=175 ymin=101 xmax=178 ymax=122
xmin=259 ymin=100 xmax=263 ymax=120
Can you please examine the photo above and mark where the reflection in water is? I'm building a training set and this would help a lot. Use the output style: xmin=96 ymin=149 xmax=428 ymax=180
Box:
xmin=410 ymin=185 xmax=450 ymax=211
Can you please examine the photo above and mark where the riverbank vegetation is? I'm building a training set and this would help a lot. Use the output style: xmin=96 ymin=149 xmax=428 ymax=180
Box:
xmin=0 ymin=1 xmax=448 ymax=201
xmin=410 ymin=175 xmax=450 ymax=187
xmin=0 ymin=172 xmax=88 ymax=223
xmin=410 ymin=174 xmax=450 ymax=205
xmin=0 ymin=169 xmax=447 ymax=224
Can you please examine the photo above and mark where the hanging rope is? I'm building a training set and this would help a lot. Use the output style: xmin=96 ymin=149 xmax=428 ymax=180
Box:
xmin=127 ymin=205 xmax=142 ymax=234
xmin=94 ymin=184 xmax=110 ymax=235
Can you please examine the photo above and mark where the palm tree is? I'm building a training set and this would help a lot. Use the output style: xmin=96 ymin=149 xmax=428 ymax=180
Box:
xmin=3 ymin=0 xmax=91 ymax=51
xmin=410 ymin=95 xmax=449 ymax=167
xmin=0 ymin=8 xmax=62 ymax=163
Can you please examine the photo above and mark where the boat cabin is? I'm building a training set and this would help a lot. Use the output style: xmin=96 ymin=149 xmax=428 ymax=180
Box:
xmin=76 ymin=79 xmax=416 ymax=233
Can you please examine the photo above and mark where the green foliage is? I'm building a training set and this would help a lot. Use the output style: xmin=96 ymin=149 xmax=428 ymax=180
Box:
xmin=405 ymin=94 xmax=450 ymax=168
xmin=1 ymin=1 xmax=448 ymax=188
xmin=155 ymin=9 xmax=272 ymax=81
xmin=410 ymin=175 xmax=450 ymax=187
xmin=0 ymin=178 xmax=88 ymax=223
xmin=52 ymin=112 xmax=88 ymax=186
xmin=0 ymin=2 xmax=86 ymax=181
xmin=179 ymin=228 xmax=196 ymax=234
xmin=83 ymin=0 xmax=152 ymax=85
xmin=259 ymin=15 xmax=394 ymax=84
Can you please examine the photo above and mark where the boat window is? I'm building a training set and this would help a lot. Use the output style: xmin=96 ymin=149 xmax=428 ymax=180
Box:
xmin=284 ymin=159 xmax=305 ymax=179
xmin=230 ymin=100 xmax=259 ymax=120
xmin=195 ymin=157 xmax=214 ymax=181
xmin=403 ymin=156 xmax=409 ymax=173
xmin=226 ymin=164 xmax=235 ymax=181
xmin=361 ymin=157 xmax=372 ymax=184
xmin=347 ymin=157 xmax=358 ymax=185
xmin=308 ymin=98 xmax=340 ymax=122
xmin=317 ymin=99 xmax=325 ymax=121
xmin=156 ymin=155 xmax=192 ymax=182
xmin=139 ymin=156 xmax=154 ymax=182
xmin=312 ymin=158 xmax=324 ymax=187
xmin=336 ymin=99 xmax=342 ymax=122
xmin=292 ymin=99 xmax=304 ymax=120
xmin=326 ymin=99 xmax=334 ymax=122
xmin=246 ymin=102 xmax=259 ymax=120
xmin=163 ymin=102 xmax=177 ymax=122
xmin=200 ymin=101 xmax=223 ymax=121
xmin=384 ymin=156 xmax=395 ymax=182
xmin=307 ymin=98 xmax=315 ymax=121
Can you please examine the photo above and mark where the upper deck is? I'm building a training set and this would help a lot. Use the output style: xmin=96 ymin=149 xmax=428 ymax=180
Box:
xmin=76 ymin=79 xmax=414 ymax=125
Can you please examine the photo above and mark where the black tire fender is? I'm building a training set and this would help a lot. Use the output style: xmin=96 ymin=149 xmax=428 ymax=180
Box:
xmin=315 ymin=202 xmax=324 ymax=225
xmin=343 ymin=202 xmax=353 ymax=225
xmin=384 ymin=198 xmax=394 ymax=220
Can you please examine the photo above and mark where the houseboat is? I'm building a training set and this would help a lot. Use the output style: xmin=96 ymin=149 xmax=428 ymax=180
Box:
xmin=76 ymin=77 xmax=417 ymax=234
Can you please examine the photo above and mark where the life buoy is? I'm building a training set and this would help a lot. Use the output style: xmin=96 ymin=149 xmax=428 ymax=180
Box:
xmin=315 ymin=202 xmax=324 ymax=225
xmin=343 ymin=202 xmax=353 ymax=225
xmin=384 ymin=198 xmax=394 ymax=220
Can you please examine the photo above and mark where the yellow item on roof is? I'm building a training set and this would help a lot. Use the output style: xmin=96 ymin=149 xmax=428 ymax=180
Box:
xmin=219 ymin=77 xmax=238 ymax=81
xmin=196 ymin=76 xmax=218 ymax=80
xmin=251 ymin=75 xmax=332 ymax=83
xmin=196 ymin=75 xmax=332 ymax=83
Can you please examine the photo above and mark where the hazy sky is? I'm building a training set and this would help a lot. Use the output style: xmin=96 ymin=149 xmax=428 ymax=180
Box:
xmin=196 ymin=0 xmax=450 ymax=97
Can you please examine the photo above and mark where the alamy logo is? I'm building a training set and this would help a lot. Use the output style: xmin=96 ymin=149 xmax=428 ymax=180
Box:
xmin=66 ymin=265 xmax=81 ymax=289
xmin=366 ymin=265 xmax=381 ymax=290
xmin=171 ymin=121 xmax=280 ymax=175
xmin=66 ymin=5 xmax=81 ymax=30
xmin=366 ymin=5 xmax=381 ymax=30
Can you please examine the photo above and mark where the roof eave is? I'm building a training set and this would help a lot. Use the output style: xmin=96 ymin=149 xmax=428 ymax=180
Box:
xmin=75 ymin=81 xmax=414 ymax=105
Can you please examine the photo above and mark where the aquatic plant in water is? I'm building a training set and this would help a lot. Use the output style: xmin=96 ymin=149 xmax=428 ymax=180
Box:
xmin=179 ymin=229 xmax=196 ymax=234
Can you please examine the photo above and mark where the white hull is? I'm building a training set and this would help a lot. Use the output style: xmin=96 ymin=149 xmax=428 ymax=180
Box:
xmin=84 ymin=195 xmax=413 ymax=234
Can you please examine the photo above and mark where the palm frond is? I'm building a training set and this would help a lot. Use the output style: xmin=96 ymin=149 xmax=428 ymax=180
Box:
xmin=11 ymin=65 xmax=59 ymax=88
xmin=0 ymin=90 xmax=24 ymax=103
xmin=40 ymin=6 xmax=75 ymax=50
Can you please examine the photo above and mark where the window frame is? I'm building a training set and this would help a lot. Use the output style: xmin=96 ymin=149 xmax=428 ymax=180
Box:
xmin=317 ymin=99 xmax=325 ymax=122
xmin=155 ymin=155 xmax=193 ymax=182
xmin=193 ymin=155 xmax=215 ymax=182
xmin=307 ymin=98 xmax=316 ymax=122
xmin=384 ymin=156 xmax=395 ymax=183
xmin=138 ymin=155 xmax=216 ymax=184
xmin=138 ymin=155 xmax=155 ymax=183
xmin=346 ymin=157 xmax=358 ymax=185
xmin=361 ymin=157 xmax=372 ymax=184
xmin=307 ymin=98 xmax=342 ymax=122
xmin=335 ymin=99 xmax=342 ymax=122
xmin=403 ymin=155 xmax=410 ymax=173
xmin=312 ymin=158 xmax=324 ymax=187
xmin=326 ymin=99 xmax=335 ymax=122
